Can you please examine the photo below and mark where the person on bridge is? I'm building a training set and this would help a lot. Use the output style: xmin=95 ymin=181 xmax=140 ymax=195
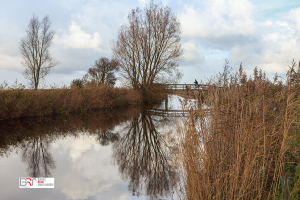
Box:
xmin=194 ymin=79 xmax=198 ymax=85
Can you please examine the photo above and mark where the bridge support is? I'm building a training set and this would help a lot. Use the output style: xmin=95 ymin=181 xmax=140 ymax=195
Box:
xmin=165 ymin=94 xmax=168 ymax=111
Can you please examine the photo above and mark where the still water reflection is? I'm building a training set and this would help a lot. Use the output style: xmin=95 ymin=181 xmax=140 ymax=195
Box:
xmin=0 ymin=96 xmax=183 ymax=200
xmin=113 ymin=110 xmax=176 ymax=199
xmin=21 ymin=133 xmax=56 ymax=178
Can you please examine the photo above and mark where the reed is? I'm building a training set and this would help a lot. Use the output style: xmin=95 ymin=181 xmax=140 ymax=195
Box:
xmin=177 ymin=61 xmax=300 ymax=199
xmin=0 ymin=85 xmax=142 ymax=120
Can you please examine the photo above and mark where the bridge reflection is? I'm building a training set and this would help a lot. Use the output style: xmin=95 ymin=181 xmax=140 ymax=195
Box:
xmin=148 ymin=108 xmax=190 ymax=117
xmin=148 ymin=96 xmax=209 ymax=118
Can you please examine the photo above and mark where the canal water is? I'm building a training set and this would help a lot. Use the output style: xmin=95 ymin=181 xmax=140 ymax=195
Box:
xmin=0 ymin=95 xmax=187 ymax=200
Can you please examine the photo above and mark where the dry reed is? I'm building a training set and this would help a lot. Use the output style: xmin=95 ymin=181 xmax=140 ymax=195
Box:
xmin=0 ymin=85 xmax=142 ymax=120
xmin=177 ymin=62 xmax=300 ymax=199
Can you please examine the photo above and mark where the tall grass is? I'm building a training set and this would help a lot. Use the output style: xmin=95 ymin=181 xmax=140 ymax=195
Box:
xmin=177 ymin=62 xmax=300 ymax=199
xmin=0 ymin=85 xmax=142 ymax=120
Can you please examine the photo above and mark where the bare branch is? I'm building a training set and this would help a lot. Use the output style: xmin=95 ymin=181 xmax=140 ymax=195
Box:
xmin=20 ymin=14 xmax=58 ymax=89
xmin=112 ymin=2 xmax=183 ymax=90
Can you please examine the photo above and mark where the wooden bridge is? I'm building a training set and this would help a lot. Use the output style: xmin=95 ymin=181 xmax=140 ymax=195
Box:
xmin=148 ymin=108 xmax=209 ymax=118
xmin=163 ymin=84 xmax=209 ymax=91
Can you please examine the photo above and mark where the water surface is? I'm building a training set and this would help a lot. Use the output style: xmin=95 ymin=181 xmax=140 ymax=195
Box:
xmin=0 ymin=95 xmax=184 ymax=200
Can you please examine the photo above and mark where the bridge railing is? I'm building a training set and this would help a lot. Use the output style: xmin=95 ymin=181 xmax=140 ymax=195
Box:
xmin=164 ymin=84 xmax=210 ymax=91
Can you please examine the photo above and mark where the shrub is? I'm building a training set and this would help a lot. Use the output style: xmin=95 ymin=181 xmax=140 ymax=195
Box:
xmin=0 ymin=86 xmax=142 ymax=120
xmin=70 ymin=78 xmax=83 ymax=88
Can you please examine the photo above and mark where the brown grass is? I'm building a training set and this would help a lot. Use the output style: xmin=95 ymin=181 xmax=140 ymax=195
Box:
xmin=0 ymin=85 xmax=142 ymax=120
xmin=177 ymin=62 xmax=300 ymax=199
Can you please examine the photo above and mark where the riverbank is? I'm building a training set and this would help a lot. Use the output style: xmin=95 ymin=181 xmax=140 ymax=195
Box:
xmin=0 ymin=86 xmax=163 ymax=120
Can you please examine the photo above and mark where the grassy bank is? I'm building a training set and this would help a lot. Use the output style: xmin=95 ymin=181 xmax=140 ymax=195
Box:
xmin=177 ymin=63 xmax=300 ymax=199
xmin=0 ymin=86 xmax=143 ymax=120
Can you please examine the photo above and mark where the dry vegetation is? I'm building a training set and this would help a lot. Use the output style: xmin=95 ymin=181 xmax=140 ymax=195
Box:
xmin=177 ymin=62 xmax=300 ymax=199
xmin=0 ymin=85 xmax=143 ymax=120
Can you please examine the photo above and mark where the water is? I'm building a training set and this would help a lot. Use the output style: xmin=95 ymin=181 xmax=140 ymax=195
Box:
xmin=0 ymin=95 xmax=184 ymax=200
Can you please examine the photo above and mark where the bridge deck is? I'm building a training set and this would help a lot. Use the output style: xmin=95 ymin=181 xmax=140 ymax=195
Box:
xmin=164 ymin=84 xmax=209 ymax=91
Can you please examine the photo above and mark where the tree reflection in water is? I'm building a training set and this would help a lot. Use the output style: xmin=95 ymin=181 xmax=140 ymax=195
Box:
xmin=0 ymin=107 xmax=140 ymax=178
xmin=113 ymin=109 xmax=176 ymax=199
xmin=21 ymin=134 xmax=55 ymax=177
xmin=96 ymin=129 xmax=119 ymax=146
xmin=0 ymin=105 xmax=178 ymax=198
xmin=90 ymin=124 xmax=119 ymax=146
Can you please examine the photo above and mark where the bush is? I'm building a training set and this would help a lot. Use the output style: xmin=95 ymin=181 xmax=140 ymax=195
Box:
xmin=70 ymin=78 xmax=83 ymax=88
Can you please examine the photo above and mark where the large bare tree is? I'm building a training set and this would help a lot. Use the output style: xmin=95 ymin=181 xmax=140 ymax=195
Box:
xmin=112 ymin=2 xmax=183 ymax=90
xmin=20 ymin=14 xmax=58 ymax=89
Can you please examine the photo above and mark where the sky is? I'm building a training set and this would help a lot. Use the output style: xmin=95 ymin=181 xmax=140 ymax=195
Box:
xmin=0 ymin=0 xmax=300 ymax=88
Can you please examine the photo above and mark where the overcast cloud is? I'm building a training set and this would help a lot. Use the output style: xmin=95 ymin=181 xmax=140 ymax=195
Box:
xmin=0 ymin=0 xmax=300 ymax=87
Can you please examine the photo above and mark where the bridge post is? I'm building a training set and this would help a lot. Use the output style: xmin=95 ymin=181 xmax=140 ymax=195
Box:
xmin=165 ymin=94 xmax=169 ymax=111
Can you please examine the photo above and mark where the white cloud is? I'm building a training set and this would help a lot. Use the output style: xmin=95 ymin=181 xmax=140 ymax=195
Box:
xmin=54 ymin=21 xmax=102 ymax=51
xmin=178 ymin=2 xmax=300 ymax=78
xmin=182 ymin=42 xmax=204 ymax=65
xmin=288 ymin=7 xmax=300 ymax=33
xmin=230 ymin=19 xmax=300 ymax=74
xmin=0 ymin=54 xmax=22 ymax=71
xmin=180 ymin=0 xmax=256 ymax=39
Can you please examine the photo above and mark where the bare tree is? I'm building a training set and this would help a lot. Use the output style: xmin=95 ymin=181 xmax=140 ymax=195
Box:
xmin=20 ymin=14 xmax=58 ymax=89
xmin=83 ymin=57 xmax=119 ymax=86
xmin=112 ymin=2 xmax=183 ymax=90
